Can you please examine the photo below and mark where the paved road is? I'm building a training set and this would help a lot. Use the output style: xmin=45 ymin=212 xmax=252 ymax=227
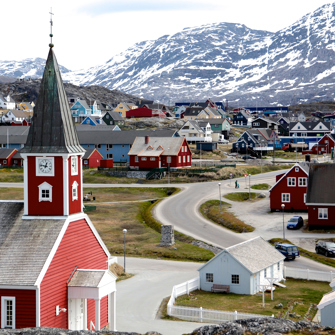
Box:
xmin=116 ymin=257 xmax=208 ymax=335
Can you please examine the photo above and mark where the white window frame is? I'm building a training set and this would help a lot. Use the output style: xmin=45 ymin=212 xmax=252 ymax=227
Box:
xmin=304 ymin=193 xmax=306 ymax=203
xmin=1 ymin=296 xmax=16 ymax=329
xmin=72 ymin=181 xmax=78 ymax=201
xmin=71 ymin=156 xmax=78 ymax=176
xmin=141 ymin=157 xmax=147 ymax=161
xmin=298 ymin=177 xmax=307 ymax=186
xmin=231 ymin=274 xmax=240 ymax=285
xmin=295 ymin=167 xmax=299 ymax=172
xmin=38 ymin=182 xmax=53 ymax=202
xmin=135 ymin=156 xmax=139 ymax=162
xmin=187 ymin=155 xmax=190 ymax=162
xmin=318 ymin=208 xmax=328 ymax=219
xmin=206 ymin=273 xmax=213 ymax=283
xmin=3 ymin=159 xmax=7 ymax=165
xmin=167 ymin=156 xmax=171 ymax=164
xmin=183 ymin=156 xmax=186 ymax=163
xmin=150 ymin=157 xmax=155 ymax=161
xmin=178 ymin=156 xmax=181 ymax=163
xmin=282 ymin=193 xmax=290 ymax=202
xmin=287 ymin=177 xmax=296 ymax=186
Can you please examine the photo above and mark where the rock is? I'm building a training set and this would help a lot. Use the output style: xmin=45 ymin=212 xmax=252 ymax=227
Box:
xmin=275 ymin=303 xmax=283 ymax=308
xmin=257 ymin=193 xmax=266 ymax=198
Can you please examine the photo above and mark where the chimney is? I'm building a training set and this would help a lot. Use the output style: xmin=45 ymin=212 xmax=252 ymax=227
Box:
xmin=145 ymin=136 xmax=149 ymax=144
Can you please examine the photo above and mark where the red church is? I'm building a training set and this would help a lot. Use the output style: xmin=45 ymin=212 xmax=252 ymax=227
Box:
xmin=0 ymin=45 xmax=116 ymax=330
xmin=269 ymin=162 xmax=309 ymax=212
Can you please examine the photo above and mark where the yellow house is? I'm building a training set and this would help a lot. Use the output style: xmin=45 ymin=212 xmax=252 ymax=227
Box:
xmin=114 ymin=102 xmax=137 ymax=118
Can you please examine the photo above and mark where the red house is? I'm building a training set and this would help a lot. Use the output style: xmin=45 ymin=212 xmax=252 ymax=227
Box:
xmin=0 ymin=148 xmax=17 ymax=166
xmin=312 ymin=134 xmax=335 ymax=154
xmin=128 ymin=136 xmax=192 ymax=169
xmin=126 ymin=106 xmax=153 ymax=118
xmin=306 ymin=163 xmax=335 ymax=229
xmin=0 ymin=46 xmax=116 ymax=331
xmin=269 ymin=162 xmax=309 ymax=212
xmin=82 ymin=148 xmax=103 ymax=168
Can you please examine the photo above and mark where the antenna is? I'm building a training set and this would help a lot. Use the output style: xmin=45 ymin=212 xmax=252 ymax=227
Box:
xmin=49 ymin=8 xmax=54 ymax=48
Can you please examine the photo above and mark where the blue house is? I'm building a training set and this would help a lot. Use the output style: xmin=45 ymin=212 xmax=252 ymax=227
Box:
xmin=233 ymin=111 xmax=250 ymax=126
xmin=71 ymin=99 xmax=92 ymax=122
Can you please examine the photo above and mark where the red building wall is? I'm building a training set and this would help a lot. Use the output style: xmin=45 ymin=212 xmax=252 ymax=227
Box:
xmin=270 ymin=166 xmax=308 ymax=211
xmin=100 ymin=159 xmax=113 ymax=168
xmin=68 ymin=156 xmax=82 ymax=215
xmin=0 ymin=289 xmax=36 ymax=328
xmin=85 ymin=150 xmax=103 ymax=168
xmin=308 ymin=206 xmax=335 ymax=228
xmin=126 ymin=107 xmax=153 ymax=118
xmin=40 ymin=218 xmax=108 ymax=329
xmin=317 ymin=136 xmax=334 ymax=154
xmin=27 ymin=156 xmax=64 ymax=216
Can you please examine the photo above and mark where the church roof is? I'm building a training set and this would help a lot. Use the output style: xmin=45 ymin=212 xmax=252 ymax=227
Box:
xmin=21 ymin=48 xmax=84 ymax=154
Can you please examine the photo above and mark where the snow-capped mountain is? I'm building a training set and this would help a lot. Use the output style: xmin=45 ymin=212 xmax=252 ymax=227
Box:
xmin=0 ymin=57 xmax=70 ymax=79
xmin=63 ymin=2 xmax=335 ymax=105
xmin=2 ymin=3 xmax=335 ymax=106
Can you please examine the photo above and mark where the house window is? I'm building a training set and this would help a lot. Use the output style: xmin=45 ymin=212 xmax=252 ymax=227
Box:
xmin=95 ymin=144 xmax=101 ymax=149
xmin=142 ymin=157 xmax=147 ymax=161
xmin=178 ymin=156 xmax=181 ymax=163
xmin=264 ymin=268 xmax=267 ymax=278
xmin=282 ymin=193 xmax=290 ymax=202
xmin=84 ymin=160 xmax=88 ymax=165
xmin=298 ymin=177 xmax=307 ymax=186
xmin=107 ymin=154 xmax=113 ymax=159
xmin=325 ymin=140 xmax=329 ymax=144
xmin=232 ymin=274 xmax=239 ymax=284
xmin=304 ymin=193 xmax=306 ymax=203
xmin=277 ymin=262 xmax=280 ymax=271
xmin=183 ymin=156 xmax=185 ymax=163
xmin=38 ymin=182 xmax=52 ymax=202
xmin=287 ymin=177 xmax=296 ymax=186
xmin=135 ymin=156 xmax=139 ymax=162
xmin=318 ymin=208 xmax=328 ymax=219
xmin=167 ymin=156 xmax=171 ymax=164
xmin=295 ymin=167 xmax=299 ymax=172
xmin=1 ymin=297 xmax=15 ymax=329
xmin=72 ymin=181 xmax=78 ymax=201
xmin=3 ymin=160 xmax=7 ymax=165
xmin=107 ymin=144 xmax=113 ymax=149
xmin=187 ymin=156 xmax=190 ymax=162
xmin=206 ymin=273 xmax=213 ymax=282
xmin=150 ymin=157 xmax=155 ymax=161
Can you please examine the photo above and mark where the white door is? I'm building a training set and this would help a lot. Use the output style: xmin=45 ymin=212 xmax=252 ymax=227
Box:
xmin=69 ymin=298 xmax=86 ymax=330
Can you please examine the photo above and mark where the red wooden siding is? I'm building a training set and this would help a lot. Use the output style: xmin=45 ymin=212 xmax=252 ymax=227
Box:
xmin=100 ymin=159 xmax=113 ymax=168
xmin=126 ymin=107 xmax=153 ymax=118
xmin=0 ymin=289 xmax=36 ymax=328
xmin=27 ymin=156 xmax=64 ymax=216
xmin=83 ymin=150 xmax=103 ymax=168
xmin=270 ymin=166 xmax=308 ymax=211
xmin=68 ymin=156 xmax=82 ymax=215
xmin=40 ymin=218 xmax=108 ymax=329
xmin=308 ymin=206 xmax=335 ymax=229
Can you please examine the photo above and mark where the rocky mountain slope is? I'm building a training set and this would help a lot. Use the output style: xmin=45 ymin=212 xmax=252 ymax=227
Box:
xmin=0 ymin=80 xmax=140 ymax=106
xmin=2 ymin=3 xmax=335 ymax=106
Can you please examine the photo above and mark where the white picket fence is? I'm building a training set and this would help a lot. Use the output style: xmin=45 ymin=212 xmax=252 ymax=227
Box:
xmin=284 ymin=267 xmax=335 ymax=282
xmin=167 ymin=277 xmax=267 ymax=323
xmin=167 ymin=268 xmax=335 ymax=323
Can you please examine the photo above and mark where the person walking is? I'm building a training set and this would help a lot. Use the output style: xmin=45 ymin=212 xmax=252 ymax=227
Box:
xmin=235 ymin=180 xmax=238 ymax=188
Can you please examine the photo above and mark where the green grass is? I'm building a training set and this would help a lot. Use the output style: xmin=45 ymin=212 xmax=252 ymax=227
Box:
xmin=174 ymin=279 xmax=329 ymax=320
xmin=251 ymin=183 xmax=270 ymax=190
xmin=200 ymin=200 xmax=254 ymax=233
xmin=224 ymin=192 xmax=258 ymax=202
xmin=0 ymin=168 xmax=23 ymax=182
xmin=245 ymin=164 xmax=293 ymax=175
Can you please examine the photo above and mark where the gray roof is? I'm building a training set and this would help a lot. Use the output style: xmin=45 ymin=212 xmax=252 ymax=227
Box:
xmin=68 ymin=270 xmax=105 ymax=287
xmin=0 ymin=148 xmax=17 ymax=159
xmin=289 ymin=121 xmax=330 ymax=131
xmin=21 ymin=48 xmax=84 ymax=154
xmin=83 ymin=148 xmax=102 ymax=159
xmin=206 ymin=107 xmax=221 ymax=117
xmin=306 ymin=163 xmax=335 ymax=204
xmin=184 ymin=106 xmax=204 ymax=116
xmin=78 ymin=129 xmax=175 ymax=145
xmin=0 ymin=202 xmax=66 ymax=286
xmin=128 ymin=137 xmax=185 ymax=156
xmin=105 ymin=111 xmax=124 ymax=121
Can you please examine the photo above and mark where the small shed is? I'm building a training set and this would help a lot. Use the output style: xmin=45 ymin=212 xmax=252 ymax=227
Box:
xmin=198 ymin=236 xmax=285 ymax=295
xmin=82 ymin=148 xmax=103 ymax=168
xmin=196 ymin=142 xmax=218 ymax=151
xmin=0 ymin=148 xmax=17 ymax=166
xmin=318 ymin=290 xmax=335 ymax=327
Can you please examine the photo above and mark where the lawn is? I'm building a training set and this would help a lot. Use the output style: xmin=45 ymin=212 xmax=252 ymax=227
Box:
xmin=0 ymin=168 xmax=24 ymax=182
xmin=224 ymin=192 xmax=259 ymax=202
xmin=174 ymin=279 xmax=330 ymax=320
xmin=251 ymin=183 xmax=270 ymax=190
xmin=200 ymin=200 xmax=254 ymax=233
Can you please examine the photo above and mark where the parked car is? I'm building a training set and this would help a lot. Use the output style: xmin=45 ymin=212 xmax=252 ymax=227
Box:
xmin=287 ymin=216 xmax=304 ymax=229
xmin=241 ymin=155 xmax=256 ymax=160
xmin=315 ymin=241 xmax=335 ymax=257
xmin=275 ymin=243 xmax=300 ymax=260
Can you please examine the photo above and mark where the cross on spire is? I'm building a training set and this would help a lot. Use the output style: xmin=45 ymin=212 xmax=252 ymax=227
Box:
xmin=49 ymin=8 xmax=54 ymax=48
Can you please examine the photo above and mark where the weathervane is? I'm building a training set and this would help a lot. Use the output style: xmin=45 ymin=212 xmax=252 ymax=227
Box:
xmin=49 ymin=8 xmax=54 ymax=48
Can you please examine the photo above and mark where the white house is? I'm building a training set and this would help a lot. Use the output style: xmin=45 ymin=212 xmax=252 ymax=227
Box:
xmin=318 ymin=290 xmax=335 ymax=327
xmin=198 ymin=237 xmax=285 ymax=295
xmin=5 ymin=95 xmax=16 ymax=110
xmin=177 ymin=120 xmax=212 ymax=143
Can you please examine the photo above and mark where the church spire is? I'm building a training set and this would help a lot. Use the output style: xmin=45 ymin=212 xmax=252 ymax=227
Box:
xmin=22 ymin=14 xmax=84 ymax=154
xmin=49 ymin=8 xmax=54 ymax=48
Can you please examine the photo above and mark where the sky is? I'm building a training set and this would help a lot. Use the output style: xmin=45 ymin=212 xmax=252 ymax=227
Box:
xmin=1 ymin=0 xmax=334 ymax=71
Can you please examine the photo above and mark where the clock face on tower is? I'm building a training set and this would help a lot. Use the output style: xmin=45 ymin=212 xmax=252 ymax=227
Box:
xmin=36 ymin=157 xmax=54 ymax=176
xmin=71 ymin=156 xmax=78 ymax=175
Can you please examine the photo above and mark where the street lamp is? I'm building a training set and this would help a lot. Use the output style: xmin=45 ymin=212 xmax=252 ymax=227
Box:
xmin=281 ymin=204 xmax=285 ymax=241
xmin=249 ymin=174 xmax=251 ymax=200
xmin=123 ymin=229 xmax=127 ymax=273
xmin=218 ymin=183 xmax=222 ymax=214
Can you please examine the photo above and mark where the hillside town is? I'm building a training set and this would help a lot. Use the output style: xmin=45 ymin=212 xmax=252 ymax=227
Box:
xmin=3 ymin=2 xmax=335 ymax=335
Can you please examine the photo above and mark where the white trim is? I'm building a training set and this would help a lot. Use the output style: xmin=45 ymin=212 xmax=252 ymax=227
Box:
xmin=34 ymin=213 xmax=111 ymax=287
xmin=306 ymin=203 xmax=335 ymax=206
xmin=36 ymin=285 xmax=40 ymax=327
xmin=22 ymin=215 xmax=69 ymax=220
xmin=38 ymin=182 xmax=53 ymax=202
xmin=1 ymin=296 xmax=16 ymax=329
xmin=23 ymin=157 xmax=28 ymax=215
xmin=0 ymin=285 xmax=36 ymax=290
xmin=71 ymin=156 xmax=78 ymax=176
xmin=63 ymin=157 xmax=69 ymax=216
xmin=72 ymin=181 xmax=78 ymax=201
